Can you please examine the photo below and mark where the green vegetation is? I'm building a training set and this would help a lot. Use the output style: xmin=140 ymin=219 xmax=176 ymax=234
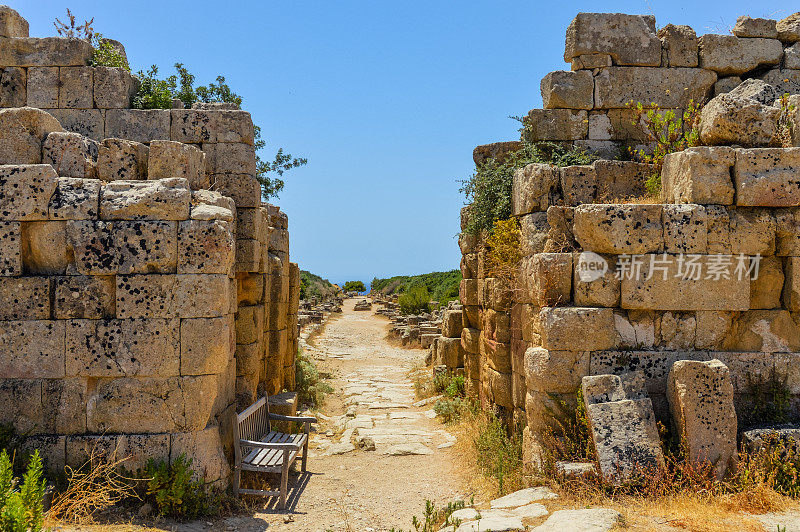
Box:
xmin=474 ymin=414 xmax=524 ymax=494
xmin=53 ymin=9 xmax=129 ymax=70
xmin=343 ymin=280 xmax=366 ymax=293
xmin=371 ymin=270 xmax=461 ymax=307
xmin=432 ymin=373 xmax=474 ymax=424
xmin=390 ymin=498 xmax=470 ymax=532
xmin=144 ymin=454 xmax=216 ymax=520
xmin=398 ymin=286 xmax=431 ymax=315
xmin=299 ymin=270 xmax=338 ymax=301
xmin=461 ymin=138 xmax=598 ymax=235
xmin=0 ymin=450 xmax=46 ymax=532
xmin=295 ymin=348 xmax=333 ymax=408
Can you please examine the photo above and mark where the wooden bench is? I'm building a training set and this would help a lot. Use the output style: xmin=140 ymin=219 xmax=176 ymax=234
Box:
xmin=233 ymin=395 xmax=317 ymax=508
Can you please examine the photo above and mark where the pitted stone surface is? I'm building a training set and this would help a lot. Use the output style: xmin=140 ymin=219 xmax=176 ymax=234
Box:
xmin=100 ymin=178 xmax=190 ymax=220
xmin=0 ymin=164 xmax=58 ymax=220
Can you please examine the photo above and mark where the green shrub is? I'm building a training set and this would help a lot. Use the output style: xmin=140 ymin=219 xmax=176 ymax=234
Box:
xmin=132 ymin=66 xmax=174 ymax=110
xmin=371 ymin=270 xmax=461 ymax=307
xmin=461 ymin=140 xmax=597 ymax=235
xmin=473 ymin=414 xmax=523 ymax=494
xmin=0 ymin=450 xmax=46 ymax=532
xmin=145 ymin=454 xmax=215 ymax=520
xmin=391 ymin=498 xmax=470 ymax=532
xmin=398 ymin=285 xmax=431 ymax=315
xmin=295 ymin=348 xmax=333 ymax=408
xmin=343 ymin=281 xmax=366 ymax=293
xmin=89 ymin=36 xmax=129 ymax=70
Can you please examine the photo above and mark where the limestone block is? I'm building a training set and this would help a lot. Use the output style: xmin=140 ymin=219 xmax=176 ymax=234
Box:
xmin=472 ymin=141 xmax=523 ymax=166
xmin=564 ymin=13 xmax=661 ymax=66
xmin=573 ymin=252 xmax=619 ymax=307
xmin=714 ymin=76 xmax=742 ymax=95
xmin=663 ymin=204 xmax=708 ymax=254
xmin=460 ymin=279 xmax=478 ymax=306
xmin=236 ymin=304 xmax=264 ymax=345
xmin=116 ymin=274 xmax=231 ymax=318
xmin=270 ymin=228 xmax=290 ymax=255
xmin=488 ymin=368 xmax=513 ymax=408
xmin=178 ymin=219 xmax=235 ymax=275
xmin=53 ymin=275 xmax=115 ymax=319
xmin=19 ymin=435 xmax=66 ymax=474
xmin=191 ymin=190 xmax=235 ymax=222
xmin=100 ymin=178 xmax=191 ymax=220
xmin=0 ymin=221 xmax=21 ymax=275
xmin=236 ymin=207 xmax=263 ymax=240
xmin=0 ymin=276 xmax=49 ymax=319
xmin=442 ymin=309 xmax=463 ymax=338
xmin=0 ymin=37 xmax=93 ymax=66
xmin=0 ymin=67 xmax=25 ymax=107
xmin=59 ymin=67 xmax=93 ymax=109
xmin=735 ymin=148 xmax=800 ymax=207
xmin=786 ymin=43 xmax=800 ymax=70
xmin=573 ymin=204 xmax=663 ymax=254
xmin=667 ymin=359 xmax=737 ymax=479
xmin=42 ymin=131 xmax=98 ymax=179
xmin=729 ymin=208 xmax=776 ymax=255
xmin=751 ymin=256 xmax=784 ymax=309
xmin=45 ymin=108 xmax=103 ymax=141
xmin=0 ymin=320 xmax=65 ymax=378
xmin=594 ymin=67 xmax=716 ymax=110
xmin=235 ymin=239 xmax=262 ymax=272
xmin=105 ymin=109 xmax=170 ymax=143
xmin=733 ymin=16 xmax=778 ymax=38
xmin=585 ymin=397 xmax=665 ymax=484
xmin=235 ymin=342 xmax=261 ymax=377
xmin=148 ymin=140 xmax=207 ymax=190
xmin=210 ymin=173 xmax=262 ymax=208
xmin=87 ymin=375 xmax=217 ymax=433
xmin=621 ymin=254 xmax=750 ymax=311
xmin=436 ymin=337 xmax=464 ymax=369
xmin=205 ymin=142 xmax=256 ymax=175
xmin=778 ymin=13 xmax=800 ymax=42
xmin=512 ymin=163 xmax=559 ymax=216
xmin=522 ymin=253 xmax=572 ymax=306
xmin=0 ymin=164 xmax=58 ymax=220
xmin=0 ymin=6 xmax=28 ymax=38
xmin=705 ymin=205 xmax=731 ymax=254
xmin=215 ymin=111 xmax=256 ymax=145
xmin=786 ymin=257 xmax=800 ymax=311
xmin=559 ymin=165 xmax=596 ymax=205
xmin=170 ymin=428 xmax=231 ymax=484
xmin=66 ymin=318 xmax=179 ymax=377
xmin=236 ymin=273 xmax=264 ymax=306
xmin=461 ymin=327 xmax=479 ymax=354
xmin=657 ymin=24 xmax=698 ymax=67
xmin=0 ymin=107 xmax=62 ymax=164
xmin=27 ymin=67 xmax=60 ymax=108
xmin=539 ymin=307 xmax=615 ymax=351
xmin=462 ymin=305 xmax=479 ymax=328
xmin=0 ymin=380 xmax=44 ymax=435
xmin=661 ymin=147 xmax=736 ymax=205
xmin=93 ymin=67 xmax=138 ymax=109
xmin=698 ymin=35 xmax=782 ymax=75
xmin=722 ymin=310 xmax=800 ymax=352
xmin=659 ymin=311 xmax=697 ymax=350
xmin=519 ymin=212 xmax=549 ymax=256
xmin=571 ymin=53 xmax=612 ymax=70
xmin=523 ymin=109 xmax=587 ymax=141
xmin=695 ymin=311 xmax=734 ymax=350
xmin=180 ymin=316 xmax=233 ymax=376
xmin=524 ymin=347 xmax=589 ymax=394
xmin=21 ymin=221 xmax=68 ymax=274
xmin=480 ymin=334 xmax=510 ymax=373
xmin=614 ymin=311 xmax=657 ymax=349
xmin=582 ymin=371 xmax=647 ymax=405
xmin=97 ymin=138 xmax=149 ymax=181
xmin=540 ymin=70 xmax=593 ymax=110
xmin=593 ymin=160 xmax=652 ymax=200
xmin=170 ymin=109 xmax=215 ymax=144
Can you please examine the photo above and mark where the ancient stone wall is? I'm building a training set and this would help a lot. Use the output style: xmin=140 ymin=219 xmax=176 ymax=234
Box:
xmin=458 ymin=11 xmax=800 ymax=468
xmin=0 ymin=5 xmax=300 ymax=483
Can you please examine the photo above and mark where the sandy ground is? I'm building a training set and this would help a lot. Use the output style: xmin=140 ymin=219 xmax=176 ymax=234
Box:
xmin=54 ymin=298 xmax=465 ymax=532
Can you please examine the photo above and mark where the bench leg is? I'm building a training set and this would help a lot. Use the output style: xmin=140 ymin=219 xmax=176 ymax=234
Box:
xmin=302 ymin=437 xmax=309 ymax=473
xmin=233 ymin=467 xmax=240 ymax=497
xmin=280 ymin=451 xmax=289 ymax=509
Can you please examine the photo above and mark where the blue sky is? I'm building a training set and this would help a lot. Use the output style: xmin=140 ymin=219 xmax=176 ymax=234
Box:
xmin=23 ymin=1 xmax=797 ymax=284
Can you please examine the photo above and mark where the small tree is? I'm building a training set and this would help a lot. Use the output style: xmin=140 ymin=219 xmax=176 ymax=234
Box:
xmin=343 ymin=281 xmax=366 ymax=293
xmin=399 ymin=285 xmax=431 ymax=315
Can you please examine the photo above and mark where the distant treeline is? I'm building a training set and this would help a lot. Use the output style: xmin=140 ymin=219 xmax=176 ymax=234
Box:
xmin=300 ymin=270 xmax=339 ymax=301
xmin=370 ymin=270 xmax=462 ymax=305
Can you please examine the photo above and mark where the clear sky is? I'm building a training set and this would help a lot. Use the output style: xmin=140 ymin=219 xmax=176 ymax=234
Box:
xmin=23 ymin=1 xmax=798 ymax=284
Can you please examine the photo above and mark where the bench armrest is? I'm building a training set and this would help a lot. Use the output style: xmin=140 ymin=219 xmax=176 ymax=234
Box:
xmin=268 ymin=413 xmax=317 ymax=423
xmin=240 ymin=439 xmax=301 ymax=451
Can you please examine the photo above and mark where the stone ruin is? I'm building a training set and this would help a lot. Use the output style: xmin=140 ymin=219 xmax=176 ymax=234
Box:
xmin=375 ymin=299 xmax=448 ymax=349
xmin=457 ymin=12 xmax=800 ymax=481
xmin=0 ymin=5 xmax=300 ymax=484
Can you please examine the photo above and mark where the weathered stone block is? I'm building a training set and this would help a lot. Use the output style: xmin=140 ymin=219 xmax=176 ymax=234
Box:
xmin=93 ymin=67 xmax=138 ymax=109
xmin=0 ymin=276 xmax=49 ymax=319
xmin=540 ymin=70 xmax=593 ymax=110
xmin=53 ymin=275 xmax=114 ymax=319
xmin=461 ymin=327 xmax=480 ymax=354
xmin=786 ymin=257 xmax=800 ymax=311
xmin=0 ymin=37 xmax=93 ymax=66
xmin=0 ymin=221 xmax=21 ymax=275
xmin=751 ymin=256 xmax=784 ymax=309
xmin=777 ymin=13 xmax=800 ymax=42
xmin=148 ymin=140 xmax=207 ymax=190
xmin=45 ymin=108 xmax=103 ymax=141
xmin=171 ymin=428 xmax=231 ymax=484
xmin=573 ymin=252 xmax=619 ymax=307
xmin=105 ymin=109 xmax=170 ymax=143
xmin=525 ymin=347 xmax=589 ymax=394
xmin=0 ymin=164 xmax=58 ymax=220
xmin=460 ymin=279 xmax=478 ymax=306
xmin=442 ymin=309 xmax=463 ymax=338
xmin=714 ymin=76 xmax=742 ymax=95
xmin=662 ymin=204 xmax=707 ymax=254
xmin=235 ymin=207 xmax=263 ymax=240
xmin=270 ymin=228 xmax=290 ymax=255
xmin=204 ymin=142 xmax=256 ymax=175
xmin=0 ymin=320 xmax=65 ymax=378
xmin=191 ymin=190 xmax=235 ymax=222
xmin=181 ymin=316 xmax=232 ymax=376
xmin=729 ymin=208 xmax=776 ymax=255
xmin=573 ymin=204 xmax=663 ymax=254
xmin=519 ymin=212 xmax=549 ymax=256
xmin=59 ymin=66 xmax=93 ymax=108
xmin=732 ymin=16 xmax=777 ymax=38
xmin=722 ymin=310 xmax=800 ymax=352
xmin=42 ymin=131 xmax=98 ymax=179
xmin=235 ymin=239 xmax=262 ymax=272
xmin=97 ymin=138 xmax=149 ymax=181
xmin=116 ymin=274 xmax=231 ymax=318
xmin=657 ymin=24 xmax=698 ymax=67
xmin=215 ymin=111 xmax=256 ymax=145
xmin=560 ymin=165 xmax=596 ymax=206
xmin=564 ymin=13 xmax=661 ymax=66
xmin=170 ymin=110 xmax=215 ymax=144
xmin=210 ymin=173 xmax=262 ymax=208
xmin=0 ymin=67 xmax=25 ymax=107
xmin=523 ymin=109 xmax=587 ymax=141
xmin=662 ymin=147 xmax=736 ymax=205
xmin=512 ymin=163 xmax=559 ymax=216
xmin=178 ymin=219 xmax=235 ymax=275
xmin=100 ymin=178 xmax=190 ymax=220
xmin=667 ymin=359 xmax=737 ymax=479
xmin=571 ymin=53 xmax=613 ymax=70
xmin=539 ymin=307 xmax=615 ymax=351
xmin=594 ymin=67 xmax=716 ymax=109
xmin=522 ymin=253 xmax=572 ymax=306
xmin=0 ymin=108 xmax=62 ymax=164
xmin=593 ymin=160 xmax=652 ymax=200
xmin=582 ymin=371 xmax=647 ymax=405
xmin=735 ymin=148 xmax=800 ymax=207
xmin=698 ymin=35 xmax=782 ymax=75
xmin=26 ymin=67 xmax=58 ymax=108
xmin=66 ymin=318 xmax=179 ymax=377
xmin=621 ymin=254 xmax=751 ymax=311
xmin=235 ymin=304 xmax=264 ymax=345
xmin=0 ymin=380 xmax=44 ymax=435
xmin=0 ymin=6 xmax=28 ymax=38
xmin=21 ymin=220 xmax=67 ymax=274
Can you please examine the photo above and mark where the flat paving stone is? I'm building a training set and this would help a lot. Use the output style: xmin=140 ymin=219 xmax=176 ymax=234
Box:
xmin=532 ymin=509 xmax=620 ymax=532
xmin=490 ymin=487 xmax=559 ymax=509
